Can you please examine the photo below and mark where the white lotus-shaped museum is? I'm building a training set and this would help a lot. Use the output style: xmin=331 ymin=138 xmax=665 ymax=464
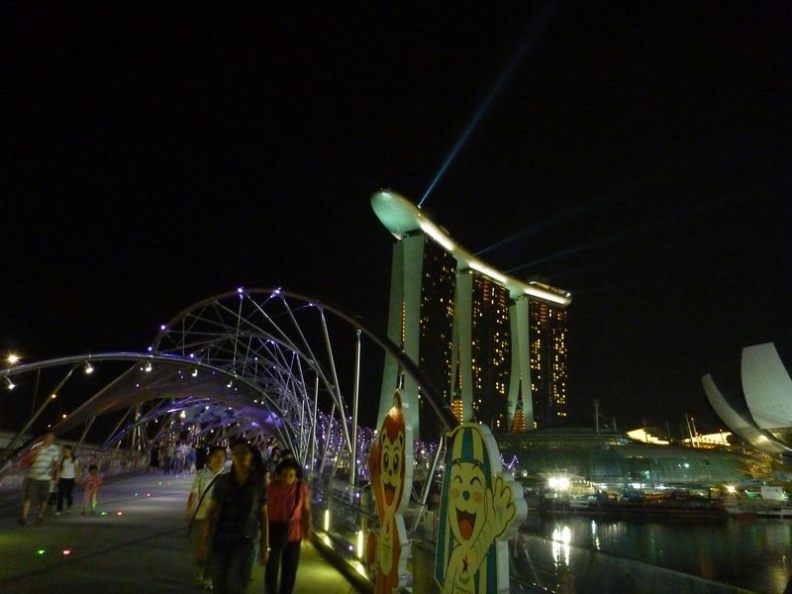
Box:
xmin=702 ymin=343 xmax=792 ymax=456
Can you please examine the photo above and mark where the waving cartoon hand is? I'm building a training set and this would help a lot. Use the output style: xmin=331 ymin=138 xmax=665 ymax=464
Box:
xmin=486 ymin=475 xmax=516 ymax=538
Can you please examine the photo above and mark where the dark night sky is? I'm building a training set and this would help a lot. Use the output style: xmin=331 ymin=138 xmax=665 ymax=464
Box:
xmin=2 ymin=3 xmax=791 ymax=434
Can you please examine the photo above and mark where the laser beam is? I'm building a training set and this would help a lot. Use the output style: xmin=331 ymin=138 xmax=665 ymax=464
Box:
xmin=507 ymin=200 xmax=720 ymax=275
xmin=477 ymin=201 xmax=591 ymax=256
xmin=419 ymin=2 xmax=558 ymax=208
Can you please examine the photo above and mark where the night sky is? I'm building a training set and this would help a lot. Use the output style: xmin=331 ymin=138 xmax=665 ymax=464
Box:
xmin=3 ymin=3 xmax=790 ymax=434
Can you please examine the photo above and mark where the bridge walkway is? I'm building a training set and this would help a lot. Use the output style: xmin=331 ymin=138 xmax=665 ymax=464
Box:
xmin=0 ymin=470 xmax=366 ymax=594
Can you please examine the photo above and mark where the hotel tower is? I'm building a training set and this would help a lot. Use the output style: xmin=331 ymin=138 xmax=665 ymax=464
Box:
xmin=372 ymin=190 xmax=572 ymax=442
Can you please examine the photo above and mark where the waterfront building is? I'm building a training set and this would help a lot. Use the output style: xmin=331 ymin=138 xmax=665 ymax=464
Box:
xmin=372 ymin=190 xmax=572 ymax=441
xmin=496 ymin=428 xmax=760 ymax=491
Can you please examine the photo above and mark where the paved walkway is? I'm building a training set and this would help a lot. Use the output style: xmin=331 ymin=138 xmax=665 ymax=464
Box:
xmin=0 ymin=471 xmax=364 ymax=594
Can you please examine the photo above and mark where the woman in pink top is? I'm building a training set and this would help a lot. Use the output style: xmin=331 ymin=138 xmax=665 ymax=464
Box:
xmin=265 ymin=458 xmax=311 ymax=594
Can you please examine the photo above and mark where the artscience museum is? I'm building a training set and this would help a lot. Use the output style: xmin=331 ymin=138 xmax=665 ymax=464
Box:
xmin=703 ymin=342 xmax=792 ymax=458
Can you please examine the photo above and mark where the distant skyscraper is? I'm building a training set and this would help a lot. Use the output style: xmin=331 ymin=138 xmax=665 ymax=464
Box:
xmin=454 ymin=270 xmax=512 ymax=435
xmin=525 ymin=280 xmax=569 ymax=427
xmin=372 ymin=191 xmax=571 ymax=441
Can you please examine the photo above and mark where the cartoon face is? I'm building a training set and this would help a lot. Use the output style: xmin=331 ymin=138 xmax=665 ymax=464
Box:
xmin=448 ymin=461 xmax=486 ymax=544
xmin=378 ymin=431 xmax=404 ymax=514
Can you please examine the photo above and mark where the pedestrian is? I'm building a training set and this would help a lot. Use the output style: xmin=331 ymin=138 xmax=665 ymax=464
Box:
xmin=195 ymin=444 xmax=208 ymax=471
xmin=47 ymin=474 xmax=58 ymax=508
xmin=80 ymin=463 xmax=103 ymax=515
xmin=56 ymin=445 xmax=79 ymax=514
xmin=197 ymin=439 xmax=269 ymax=594
xmin=265 ymin=457 xmax=312 ymax=594
xmin=174 ymin=442 xmax=185 ymax=474
xmin=164 ymin=442 xmax=175 ymax=474
xmin=186 ymin=444 xmax=197 ymax=474
xmin=19 ymin=431 xmax=60 ymax=525
xmin=149 ymin=443 xmax=160 ymax=473
xmin=268 ymin=446 xmax=282 ymax=470
xmin=187 ymin=445 xmax=227 ymax=590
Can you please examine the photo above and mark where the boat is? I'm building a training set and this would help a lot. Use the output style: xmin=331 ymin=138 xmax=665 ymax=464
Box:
xmin=754 ymin=506 xmax=792 ymax=519
xmin=722 ymin=497 xmax=758 ymax=519
xmin=540 ymin=496 xmax=730 ymax=521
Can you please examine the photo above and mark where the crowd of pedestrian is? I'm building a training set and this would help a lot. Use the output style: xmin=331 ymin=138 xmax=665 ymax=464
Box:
xmin=149 ymin=441 xmax=198 ymax=474
xmin=17 ymin=432 xmax=313 ymax=593
xmin=18 ymin=431 xmax=106 ymax=524
xmin=184 ymin=438 xmax=311 ymax=593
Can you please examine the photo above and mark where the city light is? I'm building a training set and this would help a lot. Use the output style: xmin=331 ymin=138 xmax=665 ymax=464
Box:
xmin=469 ymin=260 xmax=507 ymax=283
xmin=356 ymin=529 xmax=365 ymax=560
xmin=418 ymin=219 xmax=456 ymax=251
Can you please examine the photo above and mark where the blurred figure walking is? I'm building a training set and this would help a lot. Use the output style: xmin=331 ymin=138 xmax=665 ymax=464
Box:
xmin=187 ymin=445 xmax=227 ymax=589
xmin=19 ymin=431 xmax=60 ymax=525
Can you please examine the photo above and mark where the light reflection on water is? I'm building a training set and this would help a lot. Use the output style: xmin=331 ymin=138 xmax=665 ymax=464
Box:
xmin=551 ymin=526 xmax=571 ymax=567
xmin=529 ymin=516 xmax=792 ymax=593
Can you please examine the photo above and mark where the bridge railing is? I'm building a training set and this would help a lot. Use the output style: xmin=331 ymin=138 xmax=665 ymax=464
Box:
xmin=310 ymin=478 xmax=757 ymax=594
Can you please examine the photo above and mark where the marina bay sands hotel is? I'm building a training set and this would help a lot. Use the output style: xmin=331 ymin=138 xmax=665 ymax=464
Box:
xmin=372 ymin=190 xmax=573 ymax=442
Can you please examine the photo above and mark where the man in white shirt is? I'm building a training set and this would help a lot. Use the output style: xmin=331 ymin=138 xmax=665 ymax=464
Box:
xmin=19 ymin=431 xmax=60 ymax=525
xmin=186 ymin=446 xmax=227 ymax=589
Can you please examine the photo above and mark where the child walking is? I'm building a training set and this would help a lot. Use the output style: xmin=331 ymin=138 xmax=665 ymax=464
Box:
xmin=47 ymin=475 xmax=58 ymax=509
xmin=81 ymin=464 xmax=103 ymax=515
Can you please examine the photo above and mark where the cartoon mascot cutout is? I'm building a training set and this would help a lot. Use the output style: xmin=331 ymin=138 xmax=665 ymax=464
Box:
xmin=367 ymin=390 xmax=414 ymax=593
xmin=435 ymin=423 xmax=527 ymax=594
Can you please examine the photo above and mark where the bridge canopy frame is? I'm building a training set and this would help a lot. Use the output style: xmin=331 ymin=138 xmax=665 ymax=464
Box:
xmin=1 ymin=288 xmax=455 ymax=478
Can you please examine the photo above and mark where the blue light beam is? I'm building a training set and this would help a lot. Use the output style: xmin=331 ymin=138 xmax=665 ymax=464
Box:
xmin=418 ymin=2 xmax=558 ymax=208
xmin=477 ymin=170 xmax=654 ymax=257
xmin=506 ymin=200 xmax=720 ymax=275
xmin=476 ymin=201 xmax=591 ymax=257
